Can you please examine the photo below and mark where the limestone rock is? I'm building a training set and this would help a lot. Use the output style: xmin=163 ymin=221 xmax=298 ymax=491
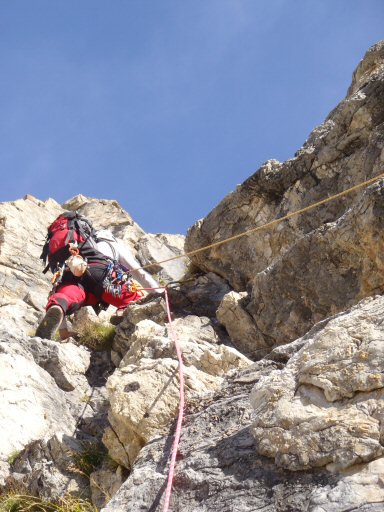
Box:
xmin=217 ymin=291 xmax=269 ymax=359
xmin=136 ymin=232 xmax=186 ymax=282
xmin=0 ymin=197 xmax=62 ymax=333
xmin=119 ymin=316 xmax=251 ymax=376
xmin=247 ymin=181 xmax=384 ymax=348
xmin=0 ymin=461 xmax=9 ymax=487
xmin=185 ymin=41 xmax=384 ymax=351
xmin=6 ymin=433 xmax=91 ymax=500
xmin=0 ymin=298 xmax=42 ymax=336
xmin=309 ymin=457 xmax=384 ymax=511
xmin=99 ymin=364 xmax=331 ymax=512
xmin=61 ymin=194 xmax=89 ymax=210
xmin=112 ymin=296 xmax=167 ymax=362
xmin=0 ymin=331 xmax=77 ymax=462
xmin=102 ymin=427 xmax=130 ymax=469
xmin=167 ymin=271 xmax=231 ymax=318
xmin=90 ymin=464 xmax=127 ymax=509
xmin=104 ymin=312 xmax=251 ymax=468
xmin=102 ymin=347 xmax=384 ymax=512
xmin=28 ymin=337 xmax=91 ymax=392
xmin=250 ymin=295 xmax=384 ymax=472
xmin=63 ymin=195 xmax=145 ymax=251
xmin=104 ymin=358 xmax=222 ymax=466
xmin=72 ymin=305 xmax=114 ymax=331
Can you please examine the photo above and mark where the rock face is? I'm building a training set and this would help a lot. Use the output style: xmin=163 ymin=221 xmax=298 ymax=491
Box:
xmin=0 ymin=331 xmax=78 ymax=462
xmin=0 ymin=196 xmax=62 ymax=334
xmin=217 ymin=291 xmax=267 ymax=358
xmin=103 ymin=314 xmax=251 ymax=467
xmin=136 ymin=232 xmax=187 ymax=282
xmin=2 ymin=40 xmax=384 ymax=512
xmin=250 ymin=295 xmax=384 ymax=472
xmin=102 ymin=299 xmax=384 ymax=512
xmin=186 ymin=41 xmax=384 ymax=353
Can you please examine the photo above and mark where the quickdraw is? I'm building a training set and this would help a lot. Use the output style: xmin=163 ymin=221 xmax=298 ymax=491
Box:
xmin=103 ymin=261 xmax=133 ymax=297
xmin=50 ymin=263 xmax=65 ymax=292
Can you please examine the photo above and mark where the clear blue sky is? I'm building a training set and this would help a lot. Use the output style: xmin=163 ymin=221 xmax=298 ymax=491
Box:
xmin=0 ymin=1 xmax=383 ymax=234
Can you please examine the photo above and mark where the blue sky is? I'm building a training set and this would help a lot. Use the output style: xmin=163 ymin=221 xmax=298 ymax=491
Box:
xmin=0 ymin=1 xmax=383 ymax=234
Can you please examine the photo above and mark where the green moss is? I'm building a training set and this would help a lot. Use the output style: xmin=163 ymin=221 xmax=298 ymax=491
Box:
xmin=7 ymin=451 xmax=21 ymax=466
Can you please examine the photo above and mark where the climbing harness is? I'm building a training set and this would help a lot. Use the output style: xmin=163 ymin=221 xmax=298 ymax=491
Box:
xmin=102 ymin=260 xmax=133 ymax=297
xmin=49 ymin=263 xmax=66 ymax=297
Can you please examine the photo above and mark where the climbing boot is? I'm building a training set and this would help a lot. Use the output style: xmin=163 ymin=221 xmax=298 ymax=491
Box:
xmin=35 ymin=306 xmax=64 ymax=340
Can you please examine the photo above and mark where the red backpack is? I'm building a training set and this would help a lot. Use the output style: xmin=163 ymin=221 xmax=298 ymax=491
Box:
xmin=40 ymin=212 xmax=105 ymax=273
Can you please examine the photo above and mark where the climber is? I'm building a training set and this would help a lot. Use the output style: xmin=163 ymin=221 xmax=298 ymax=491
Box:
xmin=35 ymin=212 xmax=160 ymax=341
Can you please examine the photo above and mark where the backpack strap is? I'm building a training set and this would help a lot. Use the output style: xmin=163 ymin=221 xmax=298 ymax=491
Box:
xmin=40 ymin=234 xmax=52 ymax=265
xmin=95 ymin=236 xmax=119 ymax=261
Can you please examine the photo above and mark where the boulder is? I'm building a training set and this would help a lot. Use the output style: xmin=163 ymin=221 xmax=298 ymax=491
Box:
xmin=250 ymin=295 xmax=384 ymax=471
xmin=104 ymin=357 xmax=223 ymax=467
xmin=28 ymin=337 xmax=91 ymax=392
xmin=217 ymin=291 xmax=269 ymax=359
xmin=104 ymin=312 xmax=251 ymax=468
xmin=119 ymin=316 xmax=251 ymax=376
xmin=6 ymin=433 xmax=92 ymax=499
xmin=112 ymin=296 xmax=167 ymax=363
xmin=0 ymin=331 xmax=77 ymax=463
xmin=136 ymin=233 xmax=186 ymax=282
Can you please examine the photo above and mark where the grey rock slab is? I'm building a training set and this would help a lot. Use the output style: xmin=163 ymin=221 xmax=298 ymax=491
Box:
xmin=0 ymin=331 xmax=77 ymax=461
xmin=136 ymin=233 xmax=186 ymax=282
xmin=250 ymin=295 xmax=384 ymax=472
xmin=247 ymin=181 xmax=384 ymax=348
xmin=101 ymin=367 xmax=336 ymax=512
xmin=6 ymin=433 xmax=92 ymax=500
xmin=29 ymin=337 xmax=91 ymax=392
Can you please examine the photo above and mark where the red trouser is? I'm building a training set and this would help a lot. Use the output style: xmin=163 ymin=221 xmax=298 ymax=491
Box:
xmin=46 ymin=283 xmax=140 ymax=315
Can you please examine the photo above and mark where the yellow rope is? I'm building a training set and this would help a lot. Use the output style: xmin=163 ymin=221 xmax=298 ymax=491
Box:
xmin=133 ymin=172 xmax=384 ymax=273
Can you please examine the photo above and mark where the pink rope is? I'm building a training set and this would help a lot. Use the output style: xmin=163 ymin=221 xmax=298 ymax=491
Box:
xmin=136 ymin=286 xmax=185 ymax=511
xmin=162 ymin=287 xmax=185 ymax=512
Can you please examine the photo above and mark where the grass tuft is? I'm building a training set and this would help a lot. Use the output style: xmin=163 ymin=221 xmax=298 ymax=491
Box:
xmin=71 ymin=443 xmax=106 ymax=478
xmin=0 ymin=493 xmax=97 ymax=512
xmin=77 ymin=323 xmax=115 ymax=351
